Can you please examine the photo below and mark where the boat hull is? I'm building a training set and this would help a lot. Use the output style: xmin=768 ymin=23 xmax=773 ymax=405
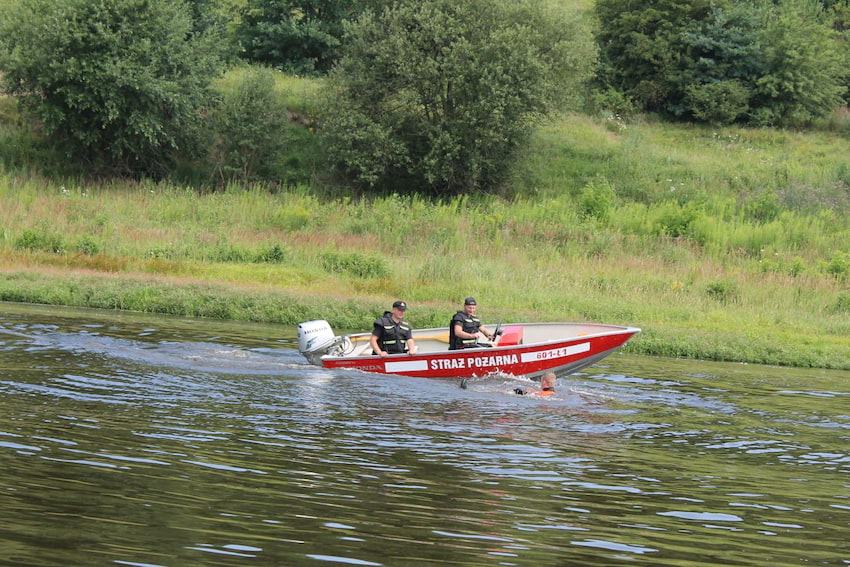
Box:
xmin=315 ymin=323 xmax=640 ymax=379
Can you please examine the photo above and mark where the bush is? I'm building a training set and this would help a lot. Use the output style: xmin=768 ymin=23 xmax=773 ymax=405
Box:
xmin=321 ymin=0 xmax=597 ymax=195
xmin=589 ymin=88 xmax=637 ymax=120
xmin=209 ymin=66 xmax=289 ymax=184
xmin=319 ymin=250 xmax=390 ymax=278
xmin=651 ymin=201 xmax=703 ymax=237
xmin=749 ymin=0 xmax=845 ymax=127
xmin=705 ymin=279 xmax=740 ymax=303
xmin=685 ymin=80 xmax=750 ymax=125
xmin=255 ymin=244 xmax=289 ymax=263
xmin=825 ymin=252 xmax=850 ymax=281
xmin=15 ymin=228 xmax=65 ymax=253
xmin=0 ymin=0 xmax=225 ymax=176
xmin=236 ymin=0 xmax=372 ymax=74
xmin=206 ymin=243 xmax=251 ymax=263
xmin=579 ymin=176 xmax=616 ymax=221
xmin=596 ymin=0 xmax=845 ymax=127
xmin=75 ymin=235 xmax=101 ymax=256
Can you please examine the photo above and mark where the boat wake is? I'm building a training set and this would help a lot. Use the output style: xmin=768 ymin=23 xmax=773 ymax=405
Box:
xmin=2 ymin=326 xmax=306 ymax=375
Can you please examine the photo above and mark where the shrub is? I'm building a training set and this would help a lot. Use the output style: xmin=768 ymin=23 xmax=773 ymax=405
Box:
xmin=75 ymin=235 xmax=101 ymax=256
xmin=15 ymin=228 xmax=65 ymax=253
xmin=236 ymin=0 xmax=369 ymax=74
xmin=749 ymin=0 xmax=845 ymax=127
xmin=705 ymin=279 xmax=740 ymax=303
xmin=744 ymin=191 xmax=781 ymax=223
xmin=789 ymin=256 xmax=806 ymax=277
xmin=273 ymin=205 xmax=314 ymax=231
xmin=651 ymin=201 xmax=703 ymax=237
xmin=146 ymin=246 xmax=179 ymax=260
xmin=256 ymin=244 xmax=288 ymax=263
xmin=579 ymin=176 xmax=616 ymax=221
xmin=319 ymin=250 xmax=390 ymax=278
xmin=207 ymin=243 xmax=250 ymax=263
xmin=685 ymin=80 xmax=750 ymax=125
xmin=589 ymin=88 xmax=637 ymax=120
xmin=0 ymin=0 xmax=225 ymax=176
xmin=209 ymin=66 xmax=289 ymax=184
xmin=825 ymin=252 xmax=850 ymax=281
xmin=321 ymin=0 xmax=597 ymax=195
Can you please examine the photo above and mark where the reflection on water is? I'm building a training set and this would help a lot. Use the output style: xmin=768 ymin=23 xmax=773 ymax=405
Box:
xmin=1 ymin=302 xmax=848 ymax=566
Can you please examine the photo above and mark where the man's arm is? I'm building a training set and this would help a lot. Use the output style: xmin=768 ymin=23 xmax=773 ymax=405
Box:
xmin=370 ymin=333 xmax=386 ymax=357
xmin=455 ymin=322 xmax=478 ymax=340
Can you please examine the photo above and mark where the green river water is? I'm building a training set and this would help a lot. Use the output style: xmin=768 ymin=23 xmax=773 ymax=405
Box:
xmin=1 ymin=302 xmax=847 ymax=566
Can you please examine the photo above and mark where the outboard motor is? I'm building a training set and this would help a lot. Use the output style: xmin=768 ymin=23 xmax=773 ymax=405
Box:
xmin=297 ymin=320 xmax=339 ymax=365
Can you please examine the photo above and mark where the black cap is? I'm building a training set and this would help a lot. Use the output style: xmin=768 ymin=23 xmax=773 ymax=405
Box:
xmin=464 ymin=297 xmax=477 ymax=305
xmin=392 ymin=300 xmax=407 ymax=311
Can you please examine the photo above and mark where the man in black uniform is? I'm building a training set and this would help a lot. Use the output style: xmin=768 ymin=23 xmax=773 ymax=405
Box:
xmin=370 ymin=300 xmax=417 ymax=356
xmin=449 ymin=297 xmax=496 ymax=350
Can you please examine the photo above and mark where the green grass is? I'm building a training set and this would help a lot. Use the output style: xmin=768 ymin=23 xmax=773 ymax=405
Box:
xmin=2 ymin=69 xmax=850 ymax=369
xmin=2 ymin=174 xmax=850 ymax=369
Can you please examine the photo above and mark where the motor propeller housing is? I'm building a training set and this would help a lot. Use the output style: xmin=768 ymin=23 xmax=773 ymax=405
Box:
xmin=297 ymin=320 xmax=340 ymax=364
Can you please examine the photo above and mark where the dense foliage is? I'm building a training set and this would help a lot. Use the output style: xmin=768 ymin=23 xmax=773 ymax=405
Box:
xmin=0 ymin=0 xmax=847 ymax=188
xmin=596 ymin=0 xmax=718 ymax=113
xmin=0 ymin=0 xmax=226 ymax=176
xmin=236 ymin=0 xmax=385 ymax=74
xmin=596 ymin=0 xmax=847 ymax=126
xmin=320 ymin=0 xmax=596 ymax=195
xmin=209 ymin=67 xmax=289 ymax=183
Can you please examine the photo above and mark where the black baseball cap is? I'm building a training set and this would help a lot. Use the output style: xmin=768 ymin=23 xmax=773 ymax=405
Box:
xmin=464 ymin=297 xmax=477 ymax=305
xmin=392 ymin=300 xmax=407 ymax=310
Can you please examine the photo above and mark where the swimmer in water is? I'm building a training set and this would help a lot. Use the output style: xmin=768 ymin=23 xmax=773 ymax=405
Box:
xmin=513 ymin=372 xmax=556 ymax=396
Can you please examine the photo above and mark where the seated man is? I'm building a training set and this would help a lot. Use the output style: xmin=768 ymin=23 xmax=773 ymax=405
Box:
xmin=449 ymin=297 xmax=496 ymax=350
xmin=370 ymin=300 xmax=417 ymax=357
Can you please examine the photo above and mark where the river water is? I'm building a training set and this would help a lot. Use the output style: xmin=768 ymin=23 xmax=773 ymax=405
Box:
xmin=1 ymin=302 xmax=847 ymax=567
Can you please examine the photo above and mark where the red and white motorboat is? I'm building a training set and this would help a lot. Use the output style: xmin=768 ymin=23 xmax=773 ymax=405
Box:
xmin=297 ymin=320 xmax=640 ymax=379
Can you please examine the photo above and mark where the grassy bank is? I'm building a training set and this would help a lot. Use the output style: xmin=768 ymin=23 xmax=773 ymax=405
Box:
xmin=1 ymin=173 xmax=850 ymax=370
xmin=1 ymin=72 xmax=850 ymax=370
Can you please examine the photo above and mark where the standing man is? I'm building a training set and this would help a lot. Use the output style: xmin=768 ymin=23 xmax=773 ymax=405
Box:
xmin=449 ymin=297 xmax=496 ymax=350
xmin=370 ymin=300 xmax=417 ymax=357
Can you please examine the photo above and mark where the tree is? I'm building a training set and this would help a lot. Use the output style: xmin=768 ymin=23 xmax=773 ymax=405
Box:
xmin=595 ymin=0 xmax=719 ymax=112
xmin=209 ymin=67 xmax=289 ymax=184
xmin=828 ymin=1 xmax=850 ymax=104
xmin=675 ymin=3 xmax=764 ymax=122
xmin=237 ymin=0 xmax=384 ymax=75
xmin=749 ymin=0 xmax=846 ymax=126
xmin=596 ymin=0 xmax=846 ymax=126
xmin=320 ymin=0 xmax=596 ymax=195
xmin=0 ymin=0 xmax=225 ymax=176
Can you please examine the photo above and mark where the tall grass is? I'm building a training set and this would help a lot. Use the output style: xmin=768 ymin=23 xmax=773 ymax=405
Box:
xmin=2 ymin=69 xmax=850 ymax=368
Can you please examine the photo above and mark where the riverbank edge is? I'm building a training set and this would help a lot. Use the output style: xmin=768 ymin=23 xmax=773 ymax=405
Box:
xmin=2 ymin=267 xmax=848 ymax=371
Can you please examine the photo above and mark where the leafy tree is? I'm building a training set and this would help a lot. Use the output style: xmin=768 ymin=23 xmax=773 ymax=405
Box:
xmin=0 ymin=0 xmax=225 ymax=176
xmin=320 ymin=0 xmax=596 ymax=195
xmin=830 ymin=1 xmax=850 ymax=103
xmin=595 ymin=0 xmax=719 ymax=112
xmin=596 ymin=0 xmax=846 ymax=126
xmin=186 ymin=0 xmax=229 ymax=35
xmin=675 ymin=3 xmax=764 ymax=122
xmin=237 ymin=0 xmax=384 ymax=74
xmin=749 ymin=0 xmax=846 ymax=126
xmin=209 ymin=67 xmax=289 ymax=184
